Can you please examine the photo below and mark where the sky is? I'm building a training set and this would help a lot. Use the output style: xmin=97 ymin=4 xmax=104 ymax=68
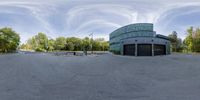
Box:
xmin=0 ymin=0 xmax=200 ymax=43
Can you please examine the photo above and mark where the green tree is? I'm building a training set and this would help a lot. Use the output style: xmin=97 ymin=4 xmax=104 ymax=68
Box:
xmin=24 ymin=33 xmax=49 ymax=52
xmin=34 ymin=33 xmax=48 ymax=51
xmin=183 ymin=27 xmax=200 ymax=52
xmin=20 ymin=43 xmax=30 ymax=50
xmin=65 ymin=42 xmax=74 ymax=51
xmin=26 ymin=37 xmax=37 ymax=50
xmin=66 ymin=37 xmax=82 ymax=51
xmin=54 ymin=37 xmax=66 ymax=50
xmin=92 ymin=40 xmax=101 ymax=51
xmin=47 ymin=39 xmax=55 ymax=51
xmin=193 ymin=28 xmax=200 ymax=52
xmin=101 ymin=41 xmax=109 ymax=51
xmin=82 ymin=37 xmax=90 ymax=51
xmin=93 ymin=38 xmax=109 ymax=51
xmin=168 ymin=31 xmax=183 ymax=52
xmin=168 ymin=31 xmax=178 ymax=52
xmin=23 ymin=34 xmax=109 ymax=52
xmin=184 ymin=27 xmax=194 ymax=52
xmin=0 ymin=27 xmax=20 ymax=53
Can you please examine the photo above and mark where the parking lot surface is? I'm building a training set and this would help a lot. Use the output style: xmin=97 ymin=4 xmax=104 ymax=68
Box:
xmin=0 ymin=53 xmax=200 ymax=100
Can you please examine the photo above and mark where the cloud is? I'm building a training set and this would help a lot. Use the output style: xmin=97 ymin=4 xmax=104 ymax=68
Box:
xmin=154 ymin=2 xmax=200 ymax=38
xmin=1 ymin=0 xmax=200 ymax=42
xmin=0 ymin=1 xmax=59 ymax=42
xmin=65 ymin=4 xmax=137 ymax=29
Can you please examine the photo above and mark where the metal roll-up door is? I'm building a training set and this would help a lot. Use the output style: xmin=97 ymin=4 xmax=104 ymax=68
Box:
xmin=123 ymin=44 xmax=135 ymax=56
xmin=137 ymin=44 xmax=152 ymax=56
xmin=154 ymin=44 xmax=166 ymax=55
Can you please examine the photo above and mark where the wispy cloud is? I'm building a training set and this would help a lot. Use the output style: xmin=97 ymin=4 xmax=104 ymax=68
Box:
xmin=1 ymin=0 xmax=200 ymax=42
xmin=154 ymin=2 xmax=200 ymax=38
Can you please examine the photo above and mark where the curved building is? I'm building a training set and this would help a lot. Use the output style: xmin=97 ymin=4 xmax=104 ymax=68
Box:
xmin=109 ymin=23 xmax=170 ymax=56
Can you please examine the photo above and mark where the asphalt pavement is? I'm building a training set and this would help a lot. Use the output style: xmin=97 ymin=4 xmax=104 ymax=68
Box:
xmin=0 ymin=53 xmax=200 ymax=100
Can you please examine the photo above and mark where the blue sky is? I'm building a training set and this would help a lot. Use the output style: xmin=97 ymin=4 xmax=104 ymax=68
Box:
xmin=0 ymin=0 xmax=200 ymax=43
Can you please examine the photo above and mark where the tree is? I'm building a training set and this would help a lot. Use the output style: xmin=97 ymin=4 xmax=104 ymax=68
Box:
xmin=168 ymin=31 xmax=178 ymax=52
xmin=23 ymin=34 xmax=109 ymax=52
xmin=0 ymin=27 xmax=20 ymax=53
xmin=34 ymin=33 xmax=48 ymax=51
xmin=47 ymin=39 xmax=55 ymax=51
xmin=193 ymin=28 xmax=200 ymax=52
xmin=54 ymin=37 xmax=66 ymax=50
xmin=66 ymin=37 xmax=82 ymax=51
xmin=168 ymin=31 xmax=183 ymax=52
xmin=20 ymin=43 xmax=30 ymax=50
xmin=82 ymin=37 xmax=90 ymax=51
xmin=101 ymin=41 xmax=109 ymax=51
xmin=93 ymin=38 xmax=109 ymax=51
xmin=65 ymin=42 xmax=74 ymax=51
xmin=25 ymin=33 xmax=49 ymax=52
xmin=184 ymin=27 xmax=194 ymax=52
xmin=26 ymin=37 xmax=37 ymax=50
xmin=183 ymin=27 xmax=200 ymax=52
xmin=92 ymin=40 xmax=101 ymax=51
xmin=177 ymin=38 xmax=183 ymax=52
xmin=95 ymin=38 xmax=105 ymax=42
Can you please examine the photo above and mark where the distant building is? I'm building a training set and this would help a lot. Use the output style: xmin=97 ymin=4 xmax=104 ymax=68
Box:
xmin=109 ymin=23 xmax=170 ymax=56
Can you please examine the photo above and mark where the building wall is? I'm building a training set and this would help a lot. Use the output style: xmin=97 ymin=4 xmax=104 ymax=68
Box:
xmin=109 ymin=23 xmax=170 ymax=55
xmin=120 ymin=37 xmax=170 ymax=55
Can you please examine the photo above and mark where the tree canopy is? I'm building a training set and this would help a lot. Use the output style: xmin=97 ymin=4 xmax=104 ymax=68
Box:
xmin=168 ymin=27 xmax=200 ymax=53
xmin=23 ymin=33 xmax=49 ymax=52
xmin=184 ymin=27 xmax=200 ymax=52
xmin=0 ymin=27 xmax=20 ymax=53
xmin=21 ymin=33 xmax=109 ymax=52
xmin=168 ymin=31 xmax=183 ymax=52
xmin=2 ymin=26 xmax=200 ymax=54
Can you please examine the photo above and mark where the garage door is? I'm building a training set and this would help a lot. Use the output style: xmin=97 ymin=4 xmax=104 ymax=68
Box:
xmin=154 ymin=44 xmax=166 ymax=55
xmin=137 ymin=44 xmax=152 ymax=56
xmin=124 ymin=44 xmax=135 ymax=56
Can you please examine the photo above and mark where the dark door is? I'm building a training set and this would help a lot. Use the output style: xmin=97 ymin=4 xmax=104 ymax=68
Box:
xmin=154 ymin=44 xmax=166 ymax=55
xmin=124 ymin=44 xmax=135 ymax=56
xmin=137 ymin=44 xmax=152 ymax=56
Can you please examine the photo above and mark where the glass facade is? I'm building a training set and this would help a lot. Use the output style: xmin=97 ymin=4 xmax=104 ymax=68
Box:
xmin=109 ymin=23 xmax=170 ymax=55
xmin=110 ymin=23 xmax=155 ymax=53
